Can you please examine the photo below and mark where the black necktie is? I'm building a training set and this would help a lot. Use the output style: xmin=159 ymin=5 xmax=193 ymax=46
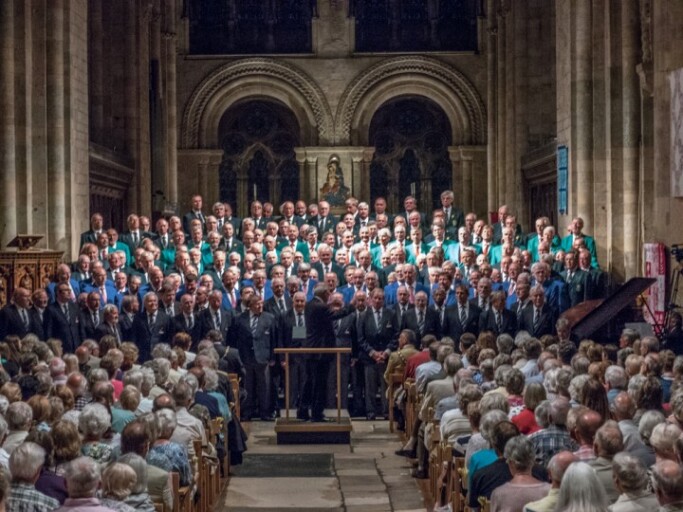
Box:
xmin=215 ymin=311 xmax=220 ymax=329
xmin=417 ymin=310 xmax=424 ymax=333
xmin=63 ymin=304 xmax=69 ymax=321
xmin=534 ymin=308 xmax=541 ymax=330
xmin=297 ymin=314 xmax=303 ymax=327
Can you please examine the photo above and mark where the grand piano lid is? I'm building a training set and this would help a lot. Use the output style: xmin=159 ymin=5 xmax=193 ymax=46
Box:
xmin=561 ymin=277 xmax=656 ymax=341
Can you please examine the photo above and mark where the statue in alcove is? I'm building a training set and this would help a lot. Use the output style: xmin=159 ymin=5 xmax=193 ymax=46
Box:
xmin=320 ymin=154 xmax=350 ymax=206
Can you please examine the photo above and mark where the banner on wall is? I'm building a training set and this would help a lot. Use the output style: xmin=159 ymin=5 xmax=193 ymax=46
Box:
xmin=557 ymin=145 xmax=569 ymax=215
xmin=643 ymin=243 xmax=667 ymax=326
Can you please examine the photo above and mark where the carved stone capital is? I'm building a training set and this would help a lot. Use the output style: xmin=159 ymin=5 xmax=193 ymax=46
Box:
xmin=162 ymin=31 xmax=177 ymax=40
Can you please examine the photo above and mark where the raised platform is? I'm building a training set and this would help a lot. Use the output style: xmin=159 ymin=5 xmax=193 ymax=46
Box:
xmin=274 ymin=416 xmax=353 ymax=445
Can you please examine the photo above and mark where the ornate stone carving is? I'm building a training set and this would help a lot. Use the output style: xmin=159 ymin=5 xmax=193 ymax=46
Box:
xmin=335 ymin=56 xmax=487 ymax=145
xmin=181 ymin=58 xmax=334 ymax=148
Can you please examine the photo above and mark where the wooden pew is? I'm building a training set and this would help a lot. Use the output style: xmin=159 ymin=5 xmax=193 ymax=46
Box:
xmin=388 ymin=371 xmax=403 ymax=433
xmin=450 ymin=457 xmax=465 ymax=512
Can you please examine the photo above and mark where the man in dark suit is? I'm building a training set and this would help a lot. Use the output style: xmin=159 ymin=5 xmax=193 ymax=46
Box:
xmin=246 ymin=201 xmax=268 ymax=231
xmin=79 ymin=212 xmax=104 ymax=249
xmin=439 ymin=190 xmax=465 ymax=230
xmin=478 ymin=291 xmax=517 ymax=337
xmin=314 ymin=200 xmax=337 ymax=237
xmin=132 ymin=292 xmax=171 ymax=362
xmin=229 ymin=295 xmax=278 ymax=421
xmin=79 ymin=291 xmax=103 ymax=341
xmin=218 ymin=223 xmax=243 ymax=258
xmin=312 ymin=245 xmax=345 ymax=286
xmin=94 ymin=304 xmax=123 ymax=343
xmin=402 ymin=196 xmax=427 ymax=229
xmin=264 ymin=278 xmax=291 ymax=319
xmin=391 ymin=285 xmax=415 ymax=328
xmin=183 ymin=194 xmax=206 ymax=235
xmin=326 ymin=292 xmax=359 ymax=411
xmin=443 ymin=284 xmax=481 ymax=344
xmin=171 ymin=294 xmax=202 ymax=349
xmin=358 ymin=288 xmax=399 ymax=420
xmin=279 ymin=291 xmax=308 ymax=416
xmin=119 ymin=295 xmax=138 ymax=342
xmin=0 ymin=287 xmax=36 ymax=340
xmin=120 ymin=213 xmax=149 ymax=255
xmin=401 ymin=291 xmax=440 ymax=339
xmin=29 ymin=289 xmax=48 ymax=340
xmin=560 ymin=251 xmax=591 ymax=307
xmin=508 ymin=281 xmax=532 ymax=324
xmin=519 ymin=285 xmax=557 ymax=338
xmin=199 ymin=290 xmax=236 ymax=342
xmin=44 ymin=283 xmax=81 ymax=353
xmin=300 ymin=283 xmax=355 ymax=422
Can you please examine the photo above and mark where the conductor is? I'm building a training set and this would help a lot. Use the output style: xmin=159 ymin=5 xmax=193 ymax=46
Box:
xmin=298 ymin=283 xmax=355 ymax=421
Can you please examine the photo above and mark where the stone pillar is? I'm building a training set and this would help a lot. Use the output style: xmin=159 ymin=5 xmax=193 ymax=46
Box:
xmin=495 ymin=4 xmax=507 ymax=212
xmin=486 ymin=0 xmax=498 ymax=214
xmin=461 ymin=153 xmax=474 ymax=214
xmin=0 ymin=0 xmax=16 ymax=248
xmin=89 ymin=0 xmax=104 ymax=144
xmin=574 ymin=0 xmax=594 ymax=231
xmin=621 ymin=0 xmax=641 ymax=278
xmin=164 ymin=0 xmax=178 ymax=205
xmin=47 ymin=0 xmax=67 ymax=251
xmin=447 ymin=147 xmax=463 ymax=208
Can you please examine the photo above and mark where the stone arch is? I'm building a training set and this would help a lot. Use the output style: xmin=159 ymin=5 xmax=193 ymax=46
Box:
xmin=181 ymin=58 xmax=334 ymax=148
xmin=335 ymin=56 xmax=486 ymax=146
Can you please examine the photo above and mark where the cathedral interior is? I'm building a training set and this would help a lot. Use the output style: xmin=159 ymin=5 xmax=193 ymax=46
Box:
xmin=0 ymin=0 xmax=682 ymax=300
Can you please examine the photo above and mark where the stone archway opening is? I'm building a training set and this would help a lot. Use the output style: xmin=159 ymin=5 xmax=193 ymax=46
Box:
xmin=218 ymin=100 xmax=301 ymax=215
xmin=368 ymin=96 xmax=453 ymax=212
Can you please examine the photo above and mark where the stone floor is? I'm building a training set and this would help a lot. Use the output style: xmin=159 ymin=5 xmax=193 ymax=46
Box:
xmin=219 ymin=411 xmax=427 ymax=511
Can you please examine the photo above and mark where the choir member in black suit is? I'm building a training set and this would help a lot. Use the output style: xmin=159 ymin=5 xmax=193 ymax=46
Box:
xmin=299 ymin=284 xmax=355 ymax=422
xmin=79 ymin=292 xmax=103 ymax=341
xmin=199 ymin=291 xmax=236 ymax=342
xmin=519 ymin=285 xmax=557 ymax=338
xmin=358 ymin=288 xmax=399 ymax=420
xmin=327 ymin=292 xmax=359 ymax=411
xmin=171 ymin=294 xmax=203 ymax=349
xmin=443 ymin=284 xmax=481 ymax=344
xmin=0 ymin=288 xmax=36 ymax=340
xmin=229 ymin=295 xmax=278 ymax=421
xmin=478 ymin=291 xmax=517 ymax=337
xmin=279 ymin=291 xmax=308 ymax=416
xmin=94 ymin=304 xmax=124 ymax=343
xmin=401 ymin=291 xmax=440 ymax=339
xmin=44 ymin=283 xmax=81 ymax=354
xmin=132 ymin=292 xmax=171 ymax=363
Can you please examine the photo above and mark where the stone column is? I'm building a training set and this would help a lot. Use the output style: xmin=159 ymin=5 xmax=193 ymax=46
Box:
xmin=447 ymin=147 xmax=463 ymax=207
xmin=574 ymin=0 xmax=594 ymax=231
xmin=0 ymin=0 xmax=16 ymax=247
xmin=486 ymin=0 xmax=498 ymax=215
xmin=47 ymin=0 xmax=67 ymax=251
xmin=89 ymin=0 xmax=104 ymax=144
xmin=164 ymin=0 xmax=178 ymax=205
xmin=621 ymin=0 xmax=641 ymax=278
xmin=496 ymin=3 xmax=507 ymax=211
xmin=461 ymin=152 xmax=474 ymax=214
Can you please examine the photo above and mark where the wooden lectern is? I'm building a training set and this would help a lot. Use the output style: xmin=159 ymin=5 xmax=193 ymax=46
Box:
xmin=0 ymin=235 xmax=63 ymax=307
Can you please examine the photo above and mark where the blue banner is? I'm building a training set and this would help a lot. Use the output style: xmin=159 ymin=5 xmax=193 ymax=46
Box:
xmin=557 ymin=145 xmax=569 ymax=215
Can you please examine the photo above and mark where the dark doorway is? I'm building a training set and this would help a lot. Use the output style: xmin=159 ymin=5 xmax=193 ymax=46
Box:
xmin=218 ymin=100 xmax=300 ymax=216
xmin=368 ymin=96 xmax=452 ymax=212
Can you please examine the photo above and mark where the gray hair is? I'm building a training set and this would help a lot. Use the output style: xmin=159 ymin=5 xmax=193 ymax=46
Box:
xmin=6 ymin=402 xmax=32 ymax=430
xmin=101 ymin=462 xmax=137 ymax=501
xmin=123 ymin=369 xmax=144 ymax=389
xmin=595 ymin=420 xmax=623 ymax=458
xmin=9 ymin=442 xmax=46 ymax=482
xmin=605 ymin=365 xmax=627 ymax=389
xmin=534 ymin=400 xmax=552 ymax=428
xmin=443 ymin=353 xmax=463 ymax=377
xmin=117 ymin=453 xmax=148 ymax=494
xmin=621 ymin=328 xmax=640 ymax=345
xmin=650 ymin=422 xmax=682 ymax=455
xmin=480 ymin=409 xmax=508 ymax=443
xmin=0 ymin=395 xmax=8 ymax=416
xmin=79 ymin=402 xmax=111 ymax=438
xmin=204 ymin=368 xmax=219 ymax=392
xmin=651 ymin=460 xmax=683 ymax=501
xmin=151 ymin=343 xmax=173 ymax=360
xmin=494 ymin=364 xmax=512 ymax=387
xmin=181 ymin=373 xmax=199 ymax=396
xmin=549 ymin=396 xmax=571 ymax=426
xmin=479 ymin=392 xmax=510 ymax=415
xmin=138 ymin=367 xmax=155 ymax=396
xmin=496 ymin=334 xmax=514 ymax=355
xmin=65 ymin=456 xmax=101 ymax=498
xmin=612 ymin=452 xmax=649 ymax=492
xmin=503 ymin=435 xmax=535 ymax=472
xmin=638 ymin=410 xmax=666 ymax=445
xmin=554 ymin=461 xmax=608 ymax=512
xmin=0 ymin=416 xmax=7 ymax=440
xmin=569 ymin=374 xmax=590 ymax=403
xmin=155 ymin=408 xmax=177 ymax=439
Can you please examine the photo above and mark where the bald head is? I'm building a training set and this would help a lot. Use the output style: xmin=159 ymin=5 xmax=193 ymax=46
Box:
xmin=611 ymin=391 xmax=635 ymax=421
xmin=652 ymin=460 xmax=683 ymax=505
xmin=66 ymin=372 xmax=86 ymax=397
xmin=576 ymin=410 xmax=603 ymax=445
xmin=548 ymin=451 xmax=577 ymax=486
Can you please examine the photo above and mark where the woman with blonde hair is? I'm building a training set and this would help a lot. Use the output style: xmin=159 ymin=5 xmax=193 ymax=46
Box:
xmin=100 ymin=463 xmax=137 ymax=512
